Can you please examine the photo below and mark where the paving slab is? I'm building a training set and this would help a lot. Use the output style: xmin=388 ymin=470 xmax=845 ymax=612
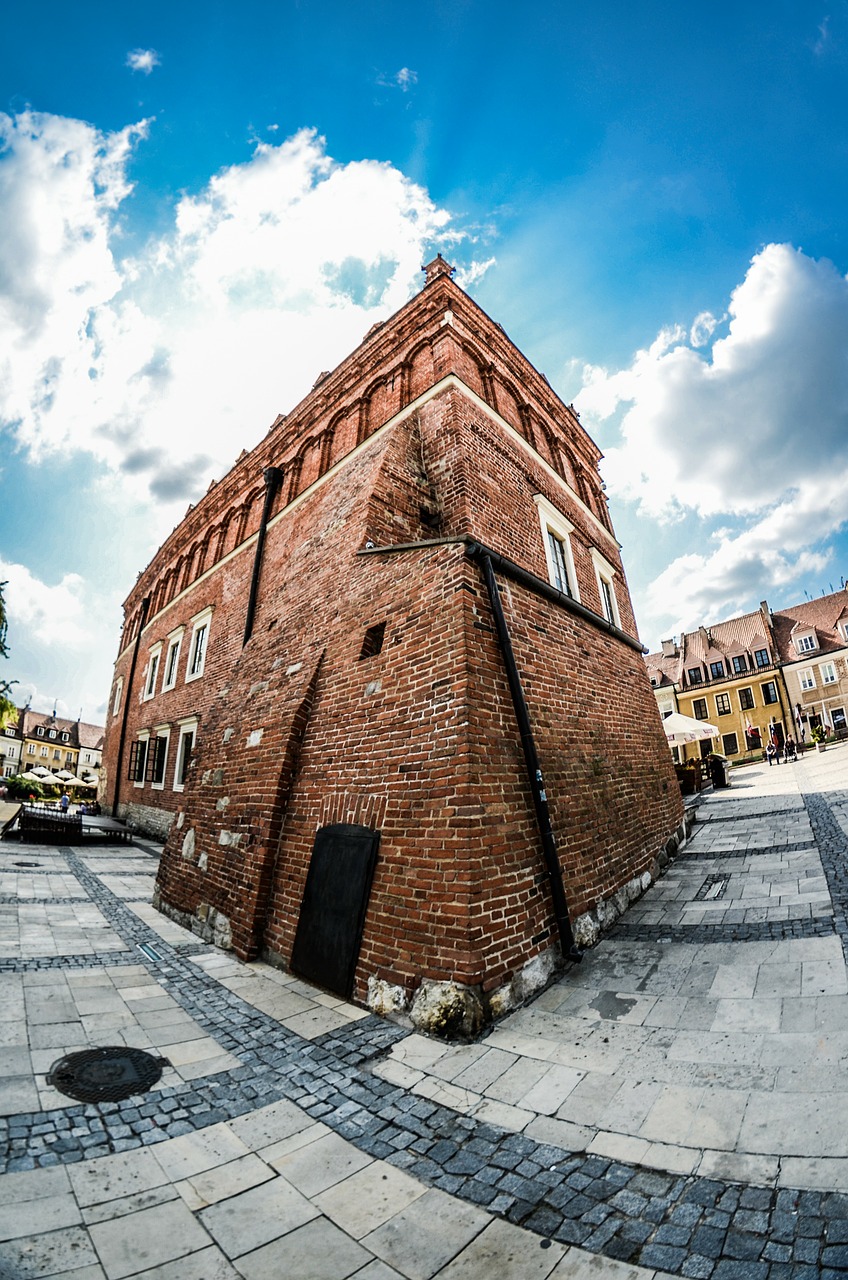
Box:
xmin=4 ymin=746 xmax=848 ymax=1278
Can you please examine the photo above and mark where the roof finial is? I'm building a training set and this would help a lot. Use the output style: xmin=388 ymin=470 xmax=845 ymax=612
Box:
xmin=422 ymin=254 xmax=456 ymax=286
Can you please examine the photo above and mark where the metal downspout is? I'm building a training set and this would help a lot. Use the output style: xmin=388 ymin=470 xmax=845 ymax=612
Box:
xmin=469 ymin=545 xmax=583 ymax=963
xmin=112 ymin=593 xmax=150 ymax=814
xmin=243 ymin=467 xmax=283 ymax=646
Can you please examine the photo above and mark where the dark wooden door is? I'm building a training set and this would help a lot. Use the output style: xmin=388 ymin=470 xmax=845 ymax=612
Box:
xmin=290 ymin=823 xmax=380 ymax=997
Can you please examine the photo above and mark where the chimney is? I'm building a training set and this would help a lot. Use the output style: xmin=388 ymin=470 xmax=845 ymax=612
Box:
xmin=660 ymin=638 xmax=677 ymax=657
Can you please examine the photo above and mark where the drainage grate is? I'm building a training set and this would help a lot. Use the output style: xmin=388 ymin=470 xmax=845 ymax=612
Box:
xmin=46 ymin=1047 xmax=170 ymax=1103
xmin=697 ymin=874 xmax=731 ymax=901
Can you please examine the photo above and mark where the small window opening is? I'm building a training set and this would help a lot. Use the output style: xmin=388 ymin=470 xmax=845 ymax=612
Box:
xmin=359 ymin=622 xmax=386 ymax=659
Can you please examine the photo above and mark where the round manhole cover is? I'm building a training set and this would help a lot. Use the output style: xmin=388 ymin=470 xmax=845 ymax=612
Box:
xmin=46 ymin=1047 xmax=170 ymax=1103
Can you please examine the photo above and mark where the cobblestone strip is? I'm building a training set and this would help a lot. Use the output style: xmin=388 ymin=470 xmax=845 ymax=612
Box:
xmin=679 ymin=840 xmax=818 ymax=859
xmin=803 ymin=791 xmax=848 ymax=965
xmin=6 ymin=847 xmax=848 ymax=1273
xmin=613 ymin=916 xmax=836 ymax=945
xmin=696 ymin=804 xmax=807 ymax=823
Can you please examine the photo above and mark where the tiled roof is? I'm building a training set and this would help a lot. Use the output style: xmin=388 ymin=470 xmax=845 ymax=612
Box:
xmin=682 ymin=610 xmax=773 ymax=665
xmin=76 ymin=721 xmax=105 ymax=751
xmin=646 ymin=588 xmax=848 ymax=688
xmin=645 ymin=649 xmax=682 ymax=687
xmin=16 ymin=709 xmax=105 ymax=750
xmin=771 ymin=588 xmax=848 ymax=663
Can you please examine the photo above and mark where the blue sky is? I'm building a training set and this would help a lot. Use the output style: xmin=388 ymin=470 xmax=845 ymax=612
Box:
xmin=2 ymin=1 xmax=848 ymax=721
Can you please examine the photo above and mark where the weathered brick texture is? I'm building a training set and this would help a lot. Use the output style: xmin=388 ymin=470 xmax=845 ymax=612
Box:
xmin=103 ymin=258 xmax=682 ymax=1018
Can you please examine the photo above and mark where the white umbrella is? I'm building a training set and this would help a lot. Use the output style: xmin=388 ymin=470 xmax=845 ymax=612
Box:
xmin=31 ymin=765 xmax=53 ymax=778
xmin=55 ymin=769 xmax=76 ymax=782
xmin=662 ymin=711 xmax=720 ymax=745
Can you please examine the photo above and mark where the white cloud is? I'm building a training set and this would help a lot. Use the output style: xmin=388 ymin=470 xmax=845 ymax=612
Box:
xmin=0 ymin=112 xmax=463 ymax=718
xmin=0 ymin=560 xmax=89 ymax=647
xmin=574 ymin=244 xmax=848 ymax=645
xmin=578 ymin=244 xmax=848 ymax=522
xmin=378 ymin=68 xmax=418 ymax=92
xmin=689 ymin=310 xmax=719 ymax=347
xmin=0 ymin=116 xmax=454 ymax=515
xmin=126 ymin=49 xmax=160 ymax=74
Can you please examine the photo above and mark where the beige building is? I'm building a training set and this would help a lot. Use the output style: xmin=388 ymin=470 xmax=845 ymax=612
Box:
xmin=770 ymin=591 xmax=848 ymax=740
xmin=648 ymin=606 xmax=791 ymax=765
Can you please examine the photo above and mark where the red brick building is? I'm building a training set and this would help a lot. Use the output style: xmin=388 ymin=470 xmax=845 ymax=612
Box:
xmin=102 ymin=257 xmax=684 ymax=1032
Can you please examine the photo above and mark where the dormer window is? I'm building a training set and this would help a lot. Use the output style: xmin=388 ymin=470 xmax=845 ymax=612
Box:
xmin=36 ymin=726 xmax=44 ymax=737
xmin=687 ymin=667 xmax=703 ymax=685
xmin=797 ymin=632 xmax=817 ymax=653
xmin=731 ymin=655 xmax=748 ymax=675
xmin=710 ymin=661 xmax=724 ymax=680
xmin=754 ymin=649 xmax=770 ymax=668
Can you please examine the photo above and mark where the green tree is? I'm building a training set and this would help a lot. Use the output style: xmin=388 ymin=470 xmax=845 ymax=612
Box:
xmin=0 ymin=582 xmax=17 ymax=728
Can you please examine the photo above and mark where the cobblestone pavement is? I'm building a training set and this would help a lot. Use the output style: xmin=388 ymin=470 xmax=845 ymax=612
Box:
xmin=2 ymin=746 xmax=848 ymax=1278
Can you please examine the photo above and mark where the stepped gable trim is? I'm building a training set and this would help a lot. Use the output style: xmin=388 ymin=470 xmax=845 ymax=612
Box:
xmin=119 ymin=373 xmax=619 ymax=661
xmin=124 ymin=270 xmax=603 ymax=614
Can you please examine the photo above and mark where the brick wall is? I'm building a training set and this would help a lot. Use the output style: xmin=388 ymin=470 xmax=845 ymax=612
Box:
xmin=104 ymin=261 xmax=683 ymax=1021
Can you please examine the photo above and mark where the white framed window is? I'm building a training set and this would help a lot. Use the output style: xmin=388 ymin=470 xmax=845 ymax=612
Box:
xmin=40 ymin=746 xmax=48 ymax=757
xmin=821 ymin=662 xmax=837 ymax=685
xmin=151 ymin=727 xmax=170 ymax=790
xmin=143 ymin=645 xmax=163 ymax=700
xmin=800 ymin=669 xmax=816 ymax=691
xmin=131 ymin=733 xmax=150 ymax=787
xmin=173 ymin=718 xmax=198 ymax=791
xmin=186 ymin=609 xmax=212 ymax=683
xmin=534 ymin=495 xmax=580 ymax=601
xmin=112 ymin=677 xmax=124 ymax=717
xmin=797 ymin=632 xmax=817 ymax=653
xmin=590 ymin=548 xmax=621 ymax=629
xmin=26 ymin=744 xmax=35 ymax=756
xmin=162 ymin=627 xmax=184 ymax=692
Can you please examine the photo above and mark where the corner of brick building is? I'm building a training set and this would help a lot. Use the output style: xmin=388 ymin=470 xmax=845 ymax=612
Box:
xmin=113 ymin=261 xmax=684 ymax=1033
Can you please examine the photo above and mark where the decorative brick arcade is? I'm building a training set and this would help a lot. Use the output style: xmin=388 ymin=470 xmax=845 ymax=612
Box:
xmin=102 ymin=256 xmax=684 ymax=1034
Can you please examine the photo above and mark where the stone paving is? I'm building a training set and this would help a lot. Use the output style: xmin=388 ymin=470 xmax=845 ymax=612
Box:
xmin=2 ymin=746 xmax=848 ymax=1277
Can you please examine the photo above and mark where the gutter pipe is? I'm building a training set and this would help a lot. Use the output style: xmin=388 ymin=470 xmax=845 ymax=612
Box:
xmin=467 ymin=543 xmax=583 ymax=963
xmin=112 ymin=593 xmax=150 ymax=814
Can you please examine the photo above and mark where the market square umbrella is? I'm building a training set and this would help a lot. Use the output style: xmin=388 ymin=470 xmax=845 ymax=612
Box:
xmin=661 ymin=711 xmax=720 ymax=745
